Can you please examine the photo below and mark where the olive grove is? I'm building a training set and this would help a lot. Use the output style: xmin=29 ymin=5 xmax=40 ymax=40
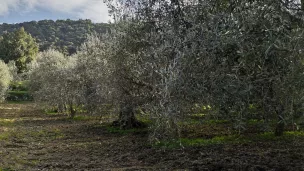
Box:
xmin=27 ymin=0 xmax=304 ymax=141
xmin=103 ymin=0 xmax=304 ymax=139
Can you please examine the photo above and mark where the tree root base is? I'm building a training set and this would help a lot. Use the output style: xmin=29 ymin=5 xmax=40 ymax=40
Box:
xmin=112 ymin=120 xmax=146 ymax=129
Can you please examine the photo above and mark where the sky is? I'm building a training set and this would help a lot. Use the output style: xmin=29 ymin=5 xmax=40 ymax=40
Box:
xmin=0 ymin=0 xmax=110 ymax=24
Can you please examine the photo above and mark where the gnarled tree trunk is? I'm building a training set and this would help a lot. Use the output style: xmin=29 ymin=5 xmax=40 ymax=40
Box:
xmin=113 ymin=104 xmax=143 ymax=129
xmin=69 ymin=103 xmax=76 ymax=119
xmin=274 ymin=104 xmax=285 ymax=136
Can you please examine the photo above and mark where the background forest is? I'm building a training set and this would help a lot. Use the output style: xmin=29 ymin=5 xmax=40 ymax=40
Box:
xmin=0 ymin=19 xmax=110 ymax=55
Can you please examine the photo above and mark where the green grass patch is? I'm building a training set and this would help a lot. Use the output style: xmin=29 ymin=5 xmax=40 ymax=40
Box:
xmin=182 ymin=118 xmax=230 ymax=125
xmin=154 ymin=135 xmax=241 ymax=148
xmin=44 ymin=105 xmax=88 ymax=115
xmin=0 ymin=129 xmax=24 ymax=141
xmin=44 ymin=108 xmax=63 ymax=115
xmin=29 ymin=129 xmax=64 ymax=139
xmin=7 ymin=91 xmax=33 ymax=101
xmin=106 ymin=125 xmax=147 ymax=135
xmin=70 ymin=115 xmax=94 ymax=121
xmin=0 ymin=128 xmax=65 ymax=142
xmin=0 ymin=168 xmax=14 ymax=171
xmin=0 ymin=128 xmax=24 ymax=141
xmin=0 ymin=119 xmax=15 ymax=127
xmin=247 ymin=119 xmax=262 ymax=124
xmin=154 ymin=131 xmax=304 ymax=148
xmin=191 ymin=113 xmax=206 ymax=118
xmin=247 ymin=119 xmax=276 ymax=125
xmin=249 ymin=131 xmax=304 ymax=141
xmin=10 ymin=81 xmax=29 ymax=91
xmin=206 ymin=119 xmax=230 ymax=124
xmin=45 ymin=111 xmax=58 ymax=115
xmin=136 ymin=115 xmax=153 ymax=125
xmin=6 ymin=101 xmax=32 ymax=104
xmin=0 ymin=132 xmax=11 ymax=140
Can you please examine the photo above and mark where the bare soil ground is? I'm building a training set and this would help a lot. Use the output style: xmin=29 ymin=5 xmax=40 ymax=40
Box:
xmin=1 ymin=103 xmax=304 ymax=170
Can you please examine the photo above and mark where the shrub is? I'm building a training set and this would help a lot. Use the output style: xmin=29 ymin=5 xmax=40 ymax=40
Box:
xmin=0 ymin=60 xmax=12 ymax=102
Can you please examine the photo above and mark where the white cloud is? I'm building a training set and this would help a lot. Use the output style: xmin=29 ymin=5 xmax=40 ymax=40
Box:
xmin=0 ymin=0 xmax=19 ymax=16
xmin=0 ymin=0 xmax=110 ymax=23
xmin=77 ymin=0 xmax=110 ymax=23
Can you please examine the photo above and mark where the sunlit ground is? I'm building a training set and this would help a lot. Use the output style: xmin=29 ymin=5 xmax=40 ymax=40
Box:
xmin=0 ymin=102 xmax=304 ymax=170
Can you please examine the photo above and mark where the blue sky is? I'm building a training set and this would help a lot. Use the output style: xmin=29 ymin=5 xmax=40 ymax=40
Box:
xmin=0 ymin=0 xmax=110 ymax=24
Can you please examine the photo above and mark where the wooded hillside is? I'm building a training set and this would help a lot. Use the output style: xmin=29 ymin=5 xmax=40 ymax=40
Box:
xmin=0 ymin=19 xmax=109 ymax=54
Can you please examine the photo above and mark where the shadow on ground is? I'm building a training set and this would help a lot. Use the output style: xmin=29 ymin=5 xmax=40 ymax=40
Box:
xmin=0 ymin=103 xmax=304 ymax=170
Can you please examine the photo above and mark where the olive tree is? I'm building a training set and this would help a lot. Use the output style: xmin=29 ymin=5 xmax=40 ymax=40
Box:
xmin=177 ymin=0 xmax=304 ymax=135
xmin=0 ymin=60 xmax=12 ymax=102
xmin=75 ymin=29 xmax=154 ymax=129
xmin=103 ymin=0 xmax=190 ymax=138
xmin=29 ymin=49 xmax=81 ymax=118
xmin=104 ymin=0 xmax=304 ymax=138
xmin=74 ymin=34 xmax=114 ymax=117
xmin=6 ymin=61 xmax=19 ymax=81
xmin=187 ymin=0 xmax=304 ymax=135
xmin=104 ymin=25 xmax=156 ymax=129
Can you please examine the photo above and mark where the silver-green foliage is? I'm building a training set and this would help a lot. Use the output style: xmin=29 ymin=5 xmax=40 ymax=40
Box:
xmin=75 ymin=34 xmax=114 ymax=115
xmin=0 ymin=60 xmax=12 ymax=102
xmin=105 ymin=0 xmax=304 ymax=137
xmin=29 ymin=49 xmax=80 ymax=116
xmin=28 ymin=0 xmax=304 ymax=138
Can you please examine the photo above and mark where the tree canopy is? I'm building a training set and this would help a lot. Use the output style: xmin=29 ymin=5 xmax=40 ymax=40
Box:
xmin=0 ymin=27 xmax=39 ymax=73
xmin=102 ymin=0 xmax=304 ymax=138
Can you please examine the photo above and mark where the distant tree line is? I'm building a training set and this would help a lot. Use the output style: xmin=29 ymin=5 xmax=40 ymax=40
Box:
xmin=0 ymin=19 xmax=110 ymax=55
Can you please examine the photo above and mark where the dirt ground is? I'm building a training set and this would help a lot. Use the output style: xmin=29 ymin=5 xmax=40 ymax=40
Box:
xmin=1 ymin=103 xmax=304 ymax=171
